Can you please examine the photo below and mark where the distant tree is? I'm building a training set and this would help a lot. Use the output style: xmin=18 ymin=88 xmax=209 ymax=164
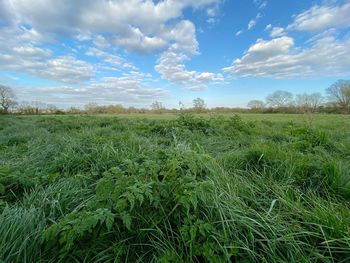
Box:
xmin=326 ymin=80 xmax=350 ymax=109
xmin=105 ymin=104 xmax=125 ymax=114
xmin=67 ymin=107 xmax=82 ymax=114
xmin=0 ymin=85 xmax=17 ymax=113
xmin=151 ymin=101 xmax=165 ymax=114
xmin=247 ymin=100 xmax=265 ymax=109
xmin=193 ymin=98 xmax=206 ymax=113
xmin=178 ymin=101 xmax=185 ymax=111
xmin=309 ymin=93 xmax=324 ymax=110
xmin=266 ymin=90 xmax=294 ymax=108
xmin=16 ymin=101 xmax=54 ymax=114
xmin=85 ymin=102 xmax=99 ymax=114
xmin=46 ymin=104 xmax=60 ymax=114
xmin=296 ymin=93 xmax=324 ymax=112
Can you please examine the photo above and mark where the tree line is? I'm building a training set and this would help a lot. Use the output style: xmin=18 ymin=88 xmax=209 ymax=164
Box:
xmin=247 ymin=80 xmax=350 ymax=114
xmin=1 ymin=80 xmax=350 ymax=115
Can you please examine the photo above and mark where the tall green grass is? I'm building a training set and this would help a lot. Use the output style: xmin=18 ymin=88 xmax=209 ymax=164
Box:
xmin=0 ymin=114 xmax=349 ymax=262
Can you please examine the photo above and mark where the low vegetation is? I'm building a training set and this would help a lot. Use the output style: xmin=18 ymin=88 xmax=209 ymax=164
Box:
xmin=0 ymin=113 xmax=350 ymax=262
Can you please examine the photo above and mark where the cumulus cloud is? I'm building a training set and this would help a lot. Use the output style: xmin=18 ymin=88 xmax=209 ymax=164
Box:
xmin=1 ymin=0 xmax=220 ymax=53
xmin=288 ymin=2 xmax=350 ymax=32
xmin=1 ymin=0 xmax=223 ymax=90
xmin=0 ymin=32 xmax=93 ymax=84
xmin=223 ymin=34 xmax=350 ymax=79
xmin=0 ymin=26 xmax=94 ymax=83
xmin=156 ymin=49 xmax=224 ymax=85
xmin=155 ymin=20 xmax=224 ymax=85
xmin=265 ymin=24 xmax=272 ymax=31
xmin=265 ymin=23 xmax=286 ymax=37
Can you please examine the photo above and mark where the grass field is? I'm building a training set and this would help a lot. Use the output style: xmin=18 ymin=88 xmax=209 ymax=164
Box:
xmin=1 ymin=113 xmax=350 ymax=262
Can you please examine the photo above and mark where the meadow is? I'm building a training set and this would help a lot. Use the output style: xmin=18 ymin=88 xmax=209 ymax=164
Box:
xmin=0 ymin=113 xmax=350 ymax=262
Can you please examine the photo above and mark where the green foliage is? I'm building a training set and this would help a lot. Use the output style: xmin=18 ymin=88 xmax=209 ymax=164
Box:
xmin=0 ymin=114 xmax=350 ymax=262
xmin=44 ymin=208 xmax=115 ymax=254
xmin=228 ymin=114 xmax=255 ymax=133
xmin=176 ymin=113 xmax=213 ymax=134
xmin=0 ymin=165 xmax=35 ymax=203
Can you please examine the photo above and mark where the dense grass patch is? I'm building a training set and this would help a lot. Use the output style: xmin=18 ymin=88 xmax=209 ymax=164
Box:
xmin=0 ymin=114 xmax=350 ymax=262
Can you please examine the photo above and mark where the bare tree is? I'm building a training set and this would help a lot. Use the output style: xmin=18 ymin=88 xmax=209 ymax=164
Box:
xmin=0 ymin=85 xmax=17 ymax=113
xmin=178 ymin=101 xmax=185 ymax=111
xmin=193 ymin=98 xmax=206 ymax=113
xmin=85 ymin=102 xmax=99 ymax=114
xmin=309 ymin=93 xmax=324 ymax=110
xmin=266 ymin=90 xmax=294 ymax=108
xmin=326 ymin=80 xmax=350 ymax=109
xmin=247 ymin=100 xmax=265 ymax=109
xmin=296 ymin=93 xmax=324 ymax=112
xmin=17 ymin=101 xmax=51 ymax=114
xmin=150 ymin=101 xmax=165 ymax=114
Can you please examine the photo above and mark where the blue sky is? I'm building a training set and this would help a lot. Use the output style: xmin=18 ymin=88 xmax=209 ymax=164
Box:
xmin=0 ymin=0 xmax=349 ymax=108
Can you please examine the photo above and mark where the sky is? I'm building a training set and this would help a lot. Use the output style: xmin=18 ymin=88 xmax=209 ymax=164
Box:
xmin=0 ymin=0 xmax=350 ymax=109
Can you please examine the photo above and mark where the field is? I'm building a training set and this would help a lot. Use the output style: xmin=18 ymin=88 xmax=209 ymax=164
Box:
xmin=0 ymin=113 xmax=350 ymax=262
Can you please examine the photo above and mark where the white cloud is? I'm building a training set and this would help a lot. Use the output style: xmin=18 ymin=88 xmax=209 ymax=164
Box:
xmin=223 ymin=34 xmax=350 ymax=79
xmin=76 ymin=32 xmax=92 ymax=42
xmin=85 ymin=47 xmax=135 ymax=70
xmin=155 ymin=44 xmax=224 ymax=85
xmin=14 ymin=75 xmax=169 ymax=107
xmin=206 ymin=7 xmax=217 ymax=17
xmin=112 ymin=26 xmax=168 ymax=53
xmin=2 ymin=0 xmax=220 ymax=54
xmin=269 ymin=27 xmax=286 ymax=37
xmin=184 ymin=85 xmax=208 ymax=91
xmin=93 ymin=35 xmax=110 ymax=49
xmin=44 ymin=56 xmax=94 ymax=83
xmin=0 ymin=26 xmax=94 ymax=84
xmin=288 ymin=2 xmax=350 ymax=32
xmin=248 ymin=20 xmax=257 ymax=30
xmin=1 ymin=0 xmax=223 ymax=87
xmin=206 ymin=18 xmax=217 ymax=24
xmin=248 ymin=36 xmax=294 ymax=54
xmin=265 ymin=24 xmax=272 ymax=30
xmin=248 ymin=13 xmax=262 ymax=30
xmin=253 ymin=0 xmax=268 ymax=9
xmin=12 ymin=45 xmax=52 ymax=58
xmin=155 ymin=20 xmax=224 ymax=85
xmin=259 ymin=1 xmax=268 ymax=9
xmin=235 ymin=30 xmax=243 ymax=37
xmin=205 ymin=5 xmax=220 ymax=25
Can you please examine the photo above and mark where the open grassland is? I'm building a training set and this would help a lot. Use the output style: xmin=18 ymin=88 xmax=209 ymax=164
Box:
xmin=0 ymin=113 xmax=350 ymax=262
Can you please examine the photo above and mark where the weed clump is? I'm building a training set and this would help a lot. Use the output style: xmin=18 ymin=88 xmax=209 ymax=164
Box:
xmin=43 ymin=147 xmax=227 ymax=261
xmin=177 ymin=113 xmax=213 ymax=134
